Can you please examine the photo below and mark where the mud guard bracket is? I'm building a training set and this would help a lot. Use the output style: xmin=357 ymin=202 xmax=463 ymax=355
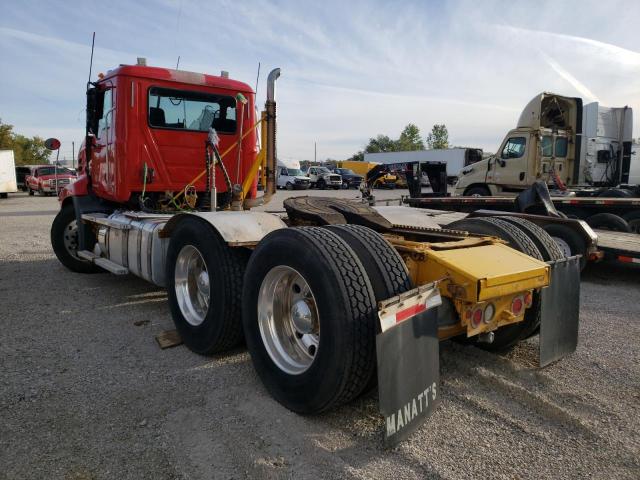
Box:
xmin=376 ymin=284 xmax=442 ymax=448
xmin=539 ymin=255 xmax=581 ymax=367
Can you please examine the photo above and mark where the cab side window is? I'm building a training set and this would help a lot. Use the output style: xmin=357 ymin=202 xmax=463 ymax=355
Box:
xmin=97 ymin=89 xmax=112 ymax=140
xmin=280 ymin=167 xmax=288 ymax=175
xmin=501 ymin=137 xmax=526 ymax=159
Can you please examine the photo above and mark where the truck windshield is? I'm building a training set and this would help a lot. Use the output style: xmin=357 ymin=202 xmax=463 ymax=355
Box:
xmin=148 ymin=87 xmax=237 ymax=133
xmin=315 ymin=167 xmax=330 ymax=173
xmin=336 ymin=169 xmax=355 ymax=175
xmin=555 ymin=137 xmax=568 ymax=157
xmin=541 ymin=136 xmax=553 ymax=157
xmin=288 ymin=168 xmax=304 ymax=176
xmin=38 ymin=167 xmax=74 ymax=176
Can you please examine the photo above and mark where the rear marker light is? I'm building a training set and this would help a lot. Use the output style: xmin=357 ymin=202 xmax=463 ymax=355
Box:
xmin=523 ymin=291 xmax=533 ymax=307
xmin=512 ymin=297 xmax=524 ymax=316
xmin=483 ymin=303 xmax=495 ymax=323
xmin=472 ymin=308 xmax=483 ymax=328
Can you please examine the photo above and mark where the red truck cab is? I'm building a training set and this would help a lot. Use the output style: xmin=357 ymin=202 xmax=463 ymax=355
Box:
xmin=26 ymin=165 xmax=77 ymax=196
xmin=63 ymin=64 xmax=258 ymax=209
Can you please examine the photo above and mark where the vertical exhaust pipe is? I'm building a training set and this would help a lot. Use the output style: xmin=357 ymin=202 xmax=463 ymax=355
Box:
xmin=263 ymin=68 xmax=281 ymax=205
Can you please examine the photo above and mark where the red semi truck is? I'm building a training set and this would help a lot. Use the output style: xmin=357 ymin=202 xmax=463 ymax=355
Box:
xmin=50 ymin=61 xmax=582 ymax=445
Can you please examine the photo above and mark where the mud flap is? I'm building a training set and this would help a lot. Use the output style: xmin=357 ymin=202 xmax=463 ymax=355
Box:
xmin=539 ymin=255 xmax=581 ymax=367
xmin=376 ymin=284 xmax=442 ymax=448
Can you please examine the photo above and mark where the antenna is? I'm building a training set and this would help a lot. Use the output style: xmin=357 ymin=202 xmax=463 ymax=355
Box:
xmin=176 ymin=55 xmax=180 ymax=70
xmin=87 ymin=32 xmax=95 ymax=88
xmin=255 ymin=62 xmax=261 ymax=96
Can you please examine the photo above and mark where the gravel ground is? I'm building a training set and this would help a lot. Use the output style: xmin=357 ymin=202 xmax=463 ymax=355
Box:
xmin=1 ymin=191 xmax=639 ymax=480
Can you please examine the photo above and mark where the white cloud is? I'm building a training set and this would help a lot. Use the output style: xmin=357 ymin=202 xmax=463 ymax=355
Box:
xmin=1 ymin=0 xmax=638 ymax=162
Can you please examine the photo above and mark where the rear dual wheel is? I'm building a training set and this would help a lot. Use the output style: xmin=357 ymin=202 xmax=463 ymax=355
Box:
xmin=166 ymin=218 xmax=249 ymax=354
xmin=242 ymin=226 xmax=411 ymax=413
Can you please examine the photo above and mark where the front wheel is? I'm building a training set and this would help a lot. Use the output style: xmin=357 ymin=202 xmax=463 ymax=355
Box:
xmin=51 ymin=203 xmax=102 ymax=273
xmin=166 ymin=218 xmax=249 ymax=355
xmin=317 ymin=179 xmax=326 ymax=190
xmin=285 ymin=182 xmax=294 ymax=190
xmin=242 ymin=227 xmax=377 ymax=413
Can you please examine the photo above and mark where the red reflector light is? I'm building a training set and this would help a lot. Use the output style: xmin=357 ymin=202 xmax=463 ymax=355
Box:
xmin=472 ymin=308 xmax=483 ymax=327
xmin=523 ymin=291 xmax=532 ymax=307
xmin=512 ymin=297 xmax=524 ymax=316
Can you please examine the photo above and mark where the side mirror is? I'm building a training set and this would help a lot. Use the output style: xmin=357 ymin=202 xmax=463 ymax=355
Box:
xmin=44 ymin=138 xmax=61 ymax=151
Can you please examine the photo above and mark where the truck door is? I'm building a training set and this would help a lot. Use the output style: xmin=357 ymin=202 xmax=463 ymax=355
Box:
xmin=493 ymin=135 xmax=529 ymax=189
xmin=93 ymin=87 xmax=114 ymax=195
xmin=540 ymin=134 xmax=569 ymax=184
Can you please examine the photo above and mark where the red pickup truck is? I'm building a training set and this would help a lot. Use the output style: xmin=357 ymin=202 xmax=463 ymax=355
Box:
xmin=26 ymin=166 xmax=77 ymax=196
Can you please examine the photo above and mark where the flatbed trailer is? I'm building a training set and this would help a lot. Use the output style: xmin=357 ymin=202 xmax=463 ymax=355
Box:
xmin=405 ymin=194 xmax=640 ymax=232
xmin=403 ymin=193 xmax=640 ymax=265
xmin=595 ymin=230 xmax=640 ymax=264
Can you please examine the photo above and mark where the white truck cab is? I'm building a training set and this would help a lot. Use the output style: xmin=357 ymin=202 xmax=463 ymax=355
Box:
xmin=455 ymin=93 xmax=634 ymax=196
xmin=306 ymin=166 xmax=342 ymax=189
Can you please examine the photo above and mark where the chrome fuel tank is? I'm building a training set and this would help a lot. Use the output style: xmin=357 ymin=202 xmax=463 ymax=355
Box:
xmin=95 ymin=213 xmax=171 ymax=287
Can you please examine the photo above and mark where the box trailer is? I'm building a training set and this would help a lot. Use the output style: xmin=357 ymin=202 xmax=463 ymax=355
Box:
xmin=0 ymin=150 xmax=18 ymax=198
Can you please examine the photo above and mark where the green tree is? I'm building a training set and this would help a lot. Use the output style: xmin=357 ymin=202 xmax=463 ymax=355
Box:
xmin=0 ymin=119 xmax=50 ymax=165
xmin=426 ymin=124 xmax=449 ymax=149
xmin=397 ymin=123 xmax=424 ymax=151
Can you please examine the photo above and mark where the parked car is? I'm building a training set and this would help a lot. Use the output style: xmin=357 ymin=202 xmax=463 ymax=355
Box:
xmin=306 ymin=166 xmax=342 ymax=189
xmin=26 ymin=165 xmax=77 ymax=196
xmin=332 ymin=168 xmax=363 ymax=189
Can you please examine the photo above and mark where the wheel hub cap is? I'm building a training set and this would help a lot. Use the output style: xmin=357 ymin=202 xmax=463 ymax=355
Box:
xmin=174 ymin=245 xmax=210 ymax=326
xmin=257 ymin=266 xmax=320 ymax=375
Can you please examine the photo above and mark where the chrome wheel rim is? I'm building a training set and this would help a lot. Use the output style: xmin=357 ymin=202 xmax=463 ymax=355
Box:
xmin=258 ymin=266 xmax=320 ymax=375
xmin=551 ymin=236 xmax=572 ymax=257
xmin=175 ymin=245 xmax=210 ymax=326
xmin=63 ymin=219 xmax=80 ymax=259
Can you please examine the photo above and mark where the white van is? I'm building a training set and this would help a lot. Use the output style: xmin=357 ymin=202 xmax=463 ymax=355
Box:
xmin=277 ymin=160 xmax=310 ymax=190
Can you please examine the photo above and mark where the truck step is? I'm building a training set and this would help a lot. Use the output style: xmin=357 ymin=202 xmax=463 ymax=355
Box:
xmin=77 ymin=250 xmax=129 ymax=275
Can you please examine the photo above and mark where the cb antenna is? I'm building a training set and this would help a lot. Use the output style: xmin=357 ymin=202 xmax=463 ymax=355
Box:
xmin=176 ymin=55 xmax=180 ymax=70
xmin=255 ymin=61 xmax=261 ymax=97
xmin=87 ymin=32 xmax=95 ymax=88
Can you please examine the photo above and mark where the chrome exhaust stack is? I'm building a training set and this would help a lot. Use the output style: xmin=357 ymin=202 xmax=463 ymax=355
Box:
xmin=263 ymin=68 xmax=281 ymax=205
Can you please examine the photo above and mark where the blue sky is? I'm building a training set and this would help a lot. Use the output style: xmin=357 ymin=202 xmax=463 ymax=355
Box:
xmin=1 ymin=0 xmax=639 ymax=162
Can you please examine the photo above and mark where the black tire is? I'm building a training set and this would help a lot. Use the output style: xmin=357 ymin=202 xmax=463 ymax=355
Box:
xmin=0 ymin=192 xmax=7 ymax=199
xmin=543 ymin=223 xmax=587 ymax=270
xmin=585 ymin=213 xmax=631 ymax=232
xmin=285 ymin=182 xmax=293 ymax=191
xmin=28 ymin=187 xmax=34 ymax=196
xmin=446 ymin=217 xmax=543 ymax=351
xmin=317 ymin=179 xmax=326 ymax=190
xmin=242 ymin=227 xmax=377 ymax=413
xmin=341 ymin=181 xmax=350 ymax=189
xmin=622 ymin=210 xmax=640 ymax=234
xmin=326 ymin=225 xmax=413 ymax=392
xmin=166 ymin=218 xmax=249 ymax=355
xmin=326 ymin=225 xmax=412 ymax=314
xmin=498 ymin=217 xmax=565 ymax=261
xmin=51 ymin=203 xmax=102 ymax=274
xmin=463 ymin=185 xmax=491 ymax=196
xmin=447 ymin=217 xmax=542 ymax=259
